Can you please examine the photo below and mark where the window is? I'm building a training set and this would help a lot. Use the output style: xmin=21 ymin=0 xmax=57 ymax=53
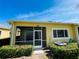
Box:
xmin=53 ymin=29 xmax=68 ymax=38
xmin=26 ymin=30 xmax=33 ymax=41
xmin=0 ymin=31 xmax=1 ymax=36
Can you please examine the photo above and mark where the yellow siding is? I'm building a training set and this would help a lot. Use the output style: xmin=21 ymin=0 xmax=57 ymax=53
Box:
xmin=46 ymin=24 xmax=76 ymax=44
xmin=0 ymin=29 xmax=10 ymax=39
xmin=13 ymin=22 xmax=77 ymax=46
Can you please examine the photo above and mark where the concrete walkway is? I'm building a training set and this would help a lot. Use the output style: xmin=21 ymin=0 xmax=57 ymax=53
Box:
xmin=12 ymin=50 xmax=48 ymax=59
xmin=32 ymin=50 xmax=48 ymax=59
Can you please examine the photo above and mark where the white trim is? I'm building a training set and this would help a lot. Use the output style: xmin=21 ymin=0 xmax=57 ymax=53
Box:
xmin=16 ymin=40 xmax=33 ymax=42
xmin=33 ymin=30 xmax=42 ymax=48
xmin=52 ymin=28 xmax=70 ymax=39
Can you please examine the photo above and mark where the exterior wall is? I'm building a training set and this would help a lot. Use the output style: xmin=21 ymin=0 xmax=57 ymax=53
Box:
xmin=46 ymin=24 xmax=76 ymax=44
xmin=0 ymin=29 xmax=10 ymax=39
xmin=11 ymin=22 xmax=77 ymax=46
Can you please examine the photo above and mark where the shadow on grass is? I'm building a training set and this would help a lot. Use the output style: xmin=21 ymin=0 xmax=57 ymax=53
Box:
xmin=43 ymin=48 xmax=55 ymax=59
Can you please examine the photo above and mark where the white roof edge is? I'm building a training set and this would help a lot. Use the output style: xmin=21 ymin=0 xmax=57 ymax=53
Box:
xmin=8 ymin=20 xmax=79 ymax=25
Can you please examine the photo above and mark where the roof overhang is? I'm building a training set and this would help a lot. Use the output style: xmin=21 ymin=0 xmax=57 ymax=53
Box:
xmin=8 ymin=20 xmax=79 ymax=25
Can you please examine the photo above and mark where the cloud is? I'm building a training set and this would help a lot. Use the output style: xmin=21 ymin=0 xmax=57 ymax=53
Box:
xmin=15 ymin=12 xmax=38 ymax=19
xmin=63 ymin=19 xmax=79 ymax=23
xmin=13 ymin=0 xmax=79 ymax=23
xmin=0 ymin=24 xmax=4 ymax=27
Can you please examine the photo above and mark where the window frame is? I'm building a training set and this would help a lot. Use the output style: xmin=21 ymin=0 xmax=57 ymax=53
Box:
xmin=52 ymin=28 xmax=70 ymax=39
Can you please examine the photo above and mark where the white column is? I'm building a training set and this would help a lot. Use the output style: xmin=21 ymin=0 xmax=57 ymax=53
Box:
xmin=10 ymin=24 xmax=16 ymax=45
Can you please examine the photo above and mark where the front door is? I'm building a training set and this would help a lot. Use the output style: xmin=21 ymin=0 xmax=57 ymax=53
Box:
xmin=33 ymin=30 xmax=42 ymax=48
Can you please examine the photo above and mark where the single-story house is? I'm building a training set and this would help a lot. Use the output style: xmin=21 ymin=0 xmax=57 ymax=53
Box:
xmin=0 ymin=26 xmax=10 ymax=39
xmin=9 ymin=20 xmax=79 ymax=48
xmin=0 ymin=25 xmax=20 ymax=46
xmin=0 ymin=25 xmax=20 ymax=40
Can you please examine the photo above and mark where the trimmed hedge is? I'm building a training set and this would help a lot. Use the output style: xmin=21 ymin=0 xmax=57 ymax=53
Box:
xmin=49 ymin=43 xmax=79 ymax=59
xmin=0 ymin=45 xmax=33 ymax=58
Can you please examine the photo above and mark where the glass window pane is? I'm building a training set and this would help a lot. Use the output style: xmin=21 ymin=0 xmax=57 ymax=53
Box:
xmin=64 ymin=30 xmax=68 ymax=37
xmin=26 ymin=30 xmax=33 ymax=40
xmin=57 ymin=30 xmax=64 ymax=37
xmin=53 ymin=30 xmax=57 ymax=37
xmin=35 ymin=31 xmax=41 ymax=39
xmin=35 ymin=40 xmax=41 ymax=46
xmin=24 ymin=27 xmax=33 ymax=41
xmin=53 ymin=29 xmax=68 ymax=38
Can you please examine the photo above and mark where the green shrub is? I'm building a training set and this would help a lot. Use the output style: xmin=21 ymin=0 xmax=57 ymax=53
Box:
xmin=0 ymin=45 xmax=33 ymax=58
xmin=69 ymin=38 xmax=76 ymax=43
xmin=49 ymin=43 xmax=79 ymax=59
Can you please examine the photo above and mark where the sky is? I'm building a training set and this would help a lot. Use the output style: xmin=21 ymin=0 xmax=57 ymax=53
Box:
xmin=0 ymin=0 xmax=79 ymax=28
